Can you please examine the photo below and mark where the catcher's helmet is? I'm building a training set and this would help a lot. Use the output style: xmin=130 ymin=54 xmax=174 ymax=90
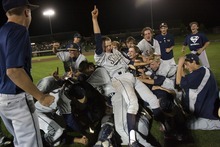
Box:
xmin=63 ymin=80 xmax=86 ymax=103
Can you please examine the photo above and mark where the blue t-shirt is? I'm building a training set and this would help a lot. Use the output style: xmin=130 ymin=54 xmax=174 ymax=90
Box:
xmin=155 ymin=33 xmax=174 ymax=60
xmin=183 ymin=32 xmax=209 ymax=51
xmin=180 ymin=67 xmax=219 ymax=119
xmin=0 ymin=22 xmax=32 ymax=94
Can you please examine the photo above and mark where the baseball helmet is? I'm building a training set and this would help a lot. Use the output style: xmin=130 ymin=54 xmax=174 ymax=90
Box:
xmin=63 ymin=80 xmax=86 ymax=103
xmin=74 ymin=33 xmax=82 ymax=38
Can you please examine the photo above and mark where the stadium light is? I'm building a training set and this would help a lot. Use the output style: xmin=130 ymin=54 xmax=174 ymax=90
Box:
xmin=43 ymin=9 xmax=55 ymax=35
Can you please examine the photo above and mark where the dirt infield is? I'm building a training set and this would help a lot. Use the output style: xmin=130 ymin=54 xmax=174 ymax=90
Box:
xmin=32 ymin=51 xmax=94 ymax=63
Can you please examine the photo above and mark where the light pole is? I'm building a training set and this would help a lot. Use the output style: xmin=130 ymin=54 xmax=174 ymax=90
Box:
xmin=150 ymin=0 xmax=154 ymax=29
xmin=43 ymin=9 xmax=55 ymax=35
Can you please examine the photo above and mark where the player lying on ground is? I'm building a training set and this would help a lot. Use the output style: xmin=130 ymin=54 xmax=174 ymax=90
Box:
xmin=36 ymin=77 xmax=108 ymax=146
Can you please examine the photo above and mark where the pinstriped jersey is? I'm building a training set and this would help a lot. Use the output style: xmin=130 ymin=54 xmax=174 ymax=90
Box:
xmin=137 ymin=39 xmax=161 ymax=56
xmin=56 ymin=52 xmax=87 ymax=73
xmin=94 ymin=49 xmax=130 ymax=78
xmin=154 ymin=60 xmax=176 ymax=81
xmin=94 ymin=34 xmax=130 ymax=78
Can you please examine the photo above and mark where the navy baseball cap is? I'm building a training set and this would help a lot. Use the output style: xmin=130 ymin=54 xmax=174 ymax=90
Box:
xmin=185 ymin=53 xmax=199 ymax=63
xmin=67 ymin=43 xmax=80 ymax=51
xmin=160 ymin=22 xmax=168 ymax=28
xmin=74 ymin=33 xmax=82 ymax=38
xmin=2 ymin=0 xmax=39 ymax=12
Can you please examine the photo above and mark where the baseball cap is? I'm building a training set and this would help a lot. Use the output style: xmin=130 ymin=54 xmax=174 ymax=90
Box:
xmin=160 ymin=22 xmax=168 ymax=28
xmin=185 ymin=53 xmax=199 ymax=63
xmin=2 ymin=0 xmax=39 ymax=12
xmin=67 ymin=43 xmax=80 ymax=51
xmin=73 ymin=33 xmax=82 ymax=38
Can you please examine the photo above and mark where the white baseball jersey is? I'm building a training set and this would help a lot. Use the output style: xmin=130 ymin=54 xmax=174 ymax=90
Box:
xmin=93 ymin=33 xmax=159 ymax=145
xmin=137 ymin=39 xmax=161 ymax=56
xmin=94 ymin=48 xmax=130 ymax=78
xmin=56 ymin=51 xmax=87 ymax=73
xmin=35 ymin=89 xmax=64 ymax=146
xmin=147 ymin=59 xmax=177 ymax=90
xmin=154 ymin=60 xmax=177 ymax=81
xmin=94 ymin=43 xmax=159 ymax=114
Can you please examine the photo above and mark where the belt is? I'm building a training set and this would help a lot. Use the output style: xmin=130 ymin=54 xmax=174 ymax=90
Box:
xmin=111 ymin=70 xmax=127 ymax=78
xmin=116 ymin=70 xmax=126 ymax=76
xmin=0 ymin=92 xmax=25 ymax=97
xmin=118 ymin=71 xmax=122 ymax=75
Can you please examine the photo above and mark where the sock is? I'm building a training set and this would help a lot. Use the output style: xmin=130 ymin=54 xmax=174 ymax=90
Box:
xmin=129 ymin=130 xmax=136 ymax=144
xmin=127 ymin=113 xmax=136 ymax=143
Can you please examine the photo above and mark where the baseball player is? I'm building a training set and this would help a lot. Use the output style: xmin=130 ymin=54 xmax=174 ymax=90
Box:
xmin=35 ymin=88 xmax=64 ymax=146
xmin=91 ymin=6 xmax=160 ymax=146
xmin=139 ymin=54 xmax=177 ymax=87
xmin=37 ymin=42 xmax=88 ymax=102
xmin=155 ymin=23 xmax=176 ymax=65
xmin=35 ymin=80 xmax=89 ymax=146
xmin=0 ymin=1 xmax=54 ymax=147
xmin=94 ymin=95 xmax=155 ymax=147
xmin=52 ymin=42 xmax=87 ymax=76
xmin=176 ymin=53 xmax=220 ymax=130
xmin=120 ymin=36 xmax=137 ymax=58
xmin=63 ymin=79 xmax=107 ymax=146
xmin=93 ymin=114 xmax=117 ymax=147
xmin=78 ymin=61 xmax=116 ymax=106
xmin=181 ymin=21 xmax=210 ymax=68
xmin=78 ymin=61 xmax=155 ymax=146
xmin=137 ymin=54 xmax=176 ymax=97
xmin=66 ymin=33 xmax=83 ymax=53
xmin=127 ymin=45 xmax=151 ymax=77
xmin=138 ymin=55 xmax=188 ymax=139
xmin=137 ymin=27 xmax=161 ymax=57
xmin=36 ymin=77 xmax=84 ymax=135
xmin=112 ymin=92 xmax=156 ymax=147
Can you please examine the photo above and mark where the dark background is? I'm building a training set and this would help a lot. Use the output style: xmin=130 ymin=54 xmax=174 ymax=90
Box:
xmin=1 ymin=0 xmax=219 ymax=37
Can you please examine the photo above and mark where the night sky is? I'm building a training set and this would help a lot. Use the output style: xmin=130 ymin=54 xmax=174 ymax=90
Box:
xmin=0 ymin=0 xmax=219 ymax=37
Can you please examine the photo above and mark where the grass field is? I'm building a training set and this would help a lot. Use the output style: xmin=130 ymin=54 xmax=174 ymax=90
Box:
xmin=2 ymin=35 xmax=220 ymax=147
xmin=31 ymin=42 xmax=220 ymax=87
xmin=30 ymin=41 xmax=220 ymax=147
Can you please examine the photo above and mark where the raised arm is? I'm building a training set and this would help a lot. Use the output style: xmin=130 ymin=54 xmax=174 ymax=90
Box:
xmin=52 ymin=42 xmax=60 ymax=54
xmin=91 ymin=5 xmax=100 ymax=34
xmin=91 ymin=5 xmax=103 ymax=55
